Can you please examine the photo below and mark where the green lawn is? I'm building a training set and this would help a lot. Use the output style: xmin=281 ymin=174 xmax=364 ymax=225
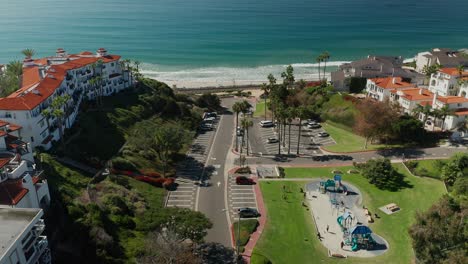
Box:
xmin=252 ymin=164 xmax=446 ymax=264
xmin=405 ymin=159 xmax=445 ymax=179
xmin=254 ymin=99 xmax=270 ymax=118
xmin=322 ymin=122 xmax=391 ymax=152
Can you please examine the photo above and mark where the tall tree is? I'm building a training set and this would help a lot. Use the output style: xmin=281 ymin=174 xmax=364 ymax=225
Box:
xmin=412 ymin=104 xmax=432 ymax=123
xmin=422 ymin=63 xmax=441 ymax=85
xmin=296 ymin=106 xmax=309 ymax=155
xmin=409 ymin=196 xmax=467 ymax=264
xmin=241 ymin=118 xmax=253 ymax=156
xmin=286 ymin=107 xmax=297 ymax=155
xmin=232 ymin=102 xmax=243 ymax=151
xmin=260 ymin=83 xmax=270 ymax=120
xmin=315 ymin=54 xmax=323 ymax=81
xmin=354 ymin=99 xmax=399 ymax=148
xmin=21 ymin=48 xmax=35 ymax=59
xmin=281 ymin=65 xmax=295 ymax=89
xmin=49 ymin=94 xmax=71 ymax=148
xmin=438 ymin=105 xmax=455 ymax=131
xmin=321 ymin=51 xmax=330 ymax=82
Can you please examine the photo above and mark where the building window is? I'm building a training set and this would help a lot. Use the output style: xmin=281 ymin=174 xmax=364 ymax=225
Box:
xmin=31 ymin=137 xmax=34 ymax=142
xmin=39 ymin=120 xmax=45 ymax=128
xmin=40 ymin=130 xmax=47 ymax=138
xmin=5 ymin=112 xmax=11 ymax=118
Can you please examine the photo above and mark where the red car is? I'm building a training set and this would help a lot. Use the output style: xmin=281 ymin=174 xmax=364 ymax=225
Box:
xmin=236 ymin=176 xmax=255 ymax=185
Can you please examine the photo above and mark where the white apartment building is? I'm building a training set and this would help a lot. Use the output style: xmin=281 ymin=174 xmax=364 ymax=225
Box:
xmin=428 ymin=68 xmax=468 ymax=96
xmin=458 ymin=80 xmax=468 ymax=98
xmin=433 ymin=94 xmax=468 ymax=130
xmin=0 ymin=48 xmax=131 ymax=150
xmin=0 ymin=120 xmax=50 ymax=209
xmin=389 ymin=88 xmax=434 ymax=114
xmin=366 ymin=77 xmax=415 ymax=102
xmin=415 ymin=48 xmax=468 ymax=73
xmin=0 ymin=208 xmax=50 ymax=264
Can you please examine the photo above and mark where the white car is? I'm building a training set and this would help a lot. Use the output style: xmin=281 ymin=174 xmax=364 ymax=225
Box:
xmin=259 ymin=120 xmax=274 ymax=127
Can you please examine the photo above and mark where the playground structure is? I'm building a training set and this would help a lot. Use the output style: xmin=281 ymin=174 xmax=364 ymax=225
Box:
xmin=337 ymin=211 xmax=377 ymax=251
xmin=319 ymin=175 xmax=348 ymax=194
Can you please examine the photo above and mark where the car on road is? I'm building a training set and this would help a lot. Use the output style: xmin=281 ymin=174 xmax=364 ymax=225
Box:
xmin=307 ymin=123 xmax=321 ymax=129
xmin=236 ymin=176 xmax=255 ymax=185
xmin=238 ymin=207 xmax=260 ymax=218
xmin=317 ymin=132 xmax=329 ymax=137
xmin=267 ymin=137 xmax=279 ymax=143
xmin=259 ymin=120 xmax=274 ymax=127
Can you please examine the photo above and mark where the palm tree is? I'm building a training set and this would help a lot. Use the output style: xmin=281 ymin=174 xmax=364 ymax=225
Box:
xmin=296 ymin=106 xmax=308 ymax=155
xmin=21 ymin=49 xmax=35 ymax=59
xmin=439 ymin=105 xmax=455 ymax=131
xmin=431 ymin=109 xmax=442 ymax=131
xmin=456 ymin=65 xmax=464 ymax=78
xmin=232 ymin=102 xmax=243 ymax=151
xmin=50 ymin=95 xmax=71 ymax=149
xmin=276 ymin=104 xmax=287 ymax=155
xmin=241 ymin=118 xmax=253 ymax=156
xmin=286 ymin=107 xmax=297 ymax=155
xmin=321 ymin=51 xmax=330 ymax=82
xmin=316 ymin=55 xmax=323 ymax=81
xmin=41 ymin=109 xmax=52 ymax=130
xmin=412 ymin=104 xmax=432 ymax=123
xmin=260 ymin=83 xmax=270 ymax=120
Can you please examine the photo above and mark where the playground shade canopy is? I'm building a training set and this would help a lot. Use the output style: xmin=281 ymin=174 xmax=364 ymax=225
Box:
xmin=342 ymin=211 xmax=352 ymax=220
xmin=350 ymin=225 xmax=372 ymax=235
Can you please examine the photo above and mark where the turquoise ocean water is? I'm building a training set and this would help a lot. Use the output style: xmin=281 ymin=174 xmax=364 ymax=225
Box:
xmin=1 ymin=0 xmax=467 ymax=86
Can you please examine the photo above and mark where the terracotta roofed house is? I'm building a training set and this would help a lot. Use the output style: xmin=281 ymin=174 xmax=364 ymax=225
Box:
xmin=0 ymin=48 xmax=133 ymax=150
xmin=366 ymin=77 xmax=415 ymax=102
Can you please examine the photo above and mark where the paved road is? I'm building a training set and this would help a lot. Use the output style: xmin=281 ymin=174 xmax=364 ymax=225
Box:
xmin=166 ymin=119 xmax=219 ymax=209
xmin=237 ymin=145 xmax=467 ymax=166
xmin=197 ymin=98 xmax=237 ymax=246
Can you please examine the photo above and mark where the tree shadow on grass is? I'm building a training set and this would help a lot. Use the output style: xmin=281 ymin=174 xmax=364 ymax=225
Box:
xmin=376 ymin=171 xmax=414 ymax=192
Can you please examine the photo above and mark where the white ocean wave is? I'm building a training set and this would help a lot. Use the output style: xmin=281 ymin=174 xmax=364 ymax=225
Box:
xmin=140 ymin=61 xmax=350 ymax=88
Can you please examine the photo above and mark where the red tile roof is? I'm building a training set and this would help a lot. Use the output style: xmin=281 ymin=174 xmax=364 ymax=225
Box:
xmin=436 ymin=96 xmax=468 ymax=104
xmin=395 ymin=88 xmax=434 ymax=101
xmin=0 ymin=52 xmax=121 ymax=111
xmin=439 ymin=68 xmax=468 ymax=77
xmin=369 ymin=77 xmax=415 ymax=89
xmin=0 ymin=179 xmax=28 ymax=205
xmin=454 ymin=108 xmax=468 ymax=116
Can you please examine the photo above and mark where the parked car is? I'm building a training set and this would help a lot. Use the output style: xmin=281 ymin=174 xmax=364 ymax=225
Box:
xmin=259 ymin=120 xmax=274 ymax=127
xmin=267 ymin=137 xmax=279 ymax=143
xmin=236 ymin=126 xmax=244 ymax=136
xmin=204 ymin=117 xmax=216 ymax=122
xmin=238 ymin=207 xmax=260 ymax=218
xmin=200 ymin=123 xmax=213 ymax=131
xmin=307 ymin=123 xmax=321 ymax=129
xmin=318 ymin=132 xmax=329 ymax=137
xmin=236 ymin=176 xmax=255 ymax=185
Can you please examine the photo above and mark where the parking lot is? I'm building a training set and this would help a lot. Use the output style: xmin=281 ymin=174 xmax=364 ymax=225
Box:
xmin=227 ymin=174 xmax=258 ymax=222
xmin=166 ymin=117 xmax=219 ymax=209
xmin=249 ymin=118 xmax=336 ymax=156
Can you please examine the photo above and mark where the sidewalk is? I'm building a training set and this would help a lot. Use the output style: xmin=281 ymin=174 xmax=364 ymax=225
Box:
xmin=240 ymin=175 xmax=267 ymax=263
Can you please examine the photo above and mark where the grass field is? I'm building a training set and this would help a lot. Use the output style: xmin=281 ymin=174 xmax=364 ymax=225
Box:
xmin=254 ymin=99 xmax=270 ymax=118
xmin=322 ymin=122 xmax=394 ymax=152
xmin=405 ymin=159 xmax=445 ymax=179
xmin=251 ymin=164 xmax=446 ymax=264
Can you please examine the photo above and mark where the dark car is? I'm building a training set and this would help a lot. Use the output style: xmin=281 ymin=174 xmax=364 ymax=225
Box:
xmin=318 ymin=132 xmax=329 ymax=137
xmin=267 ymin=137 xmax=279 ymax=143
xmin=307 ymin=123 xmax=321 ymax=129
xmin=236 ymin=176 xmax=255 ymax=185
xmin=238 ymin=208 xmax=260 ymax=218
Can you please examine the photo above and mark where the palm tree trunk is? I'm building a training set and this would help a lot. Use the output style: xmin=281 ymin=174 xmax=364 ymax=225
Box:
xmin=297 ymin=118 xmax=302 ymax=155
xmin=318 ymin=62 xmax=321 ymax=81
xmin=288 ymin=122 xmax=292 ymax=155
xmin=323 ymin=61 xmax=327 ymax=82
xmin=235 ymin=113 xmax=239 ymax=151
xmin=246 ymin=127 xmax=249 ymax=156
xmin=278 ymin=121 xmax=281 ymax=155
xmin=364 ymin=136 xmax=369 ymax=149
xmin=282 ymin=120 xmax=286 ymax=147
xmin=264 ymin=97 xmax=267 ymax=121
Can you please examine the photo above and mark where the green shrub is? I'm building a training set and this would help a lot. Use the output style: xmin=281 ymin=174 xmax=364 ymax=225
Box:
xmin=233 ymin=219 xmax=259 ymax=246
xmin=108 ymin=175 xmax=131 ymax=189
xmin=405 ymin=160 xmax=418 ymax=170
xmin=112 ymin=157 xmax=137 ymax=171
